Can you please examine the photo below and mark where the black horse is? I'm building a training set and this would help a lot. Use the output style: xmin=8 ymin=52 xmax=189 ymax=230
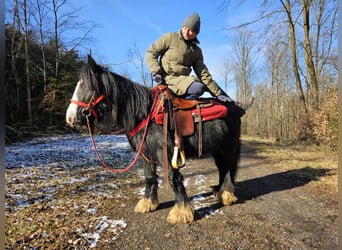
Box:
xmin=66 ymin=55 xmax=241 ymax=224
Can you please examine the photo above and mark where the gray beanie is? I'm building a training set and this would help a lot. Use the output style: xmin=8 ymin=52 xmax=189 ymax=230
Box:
xmin=182 ymin=13 xmax=201 ymax=34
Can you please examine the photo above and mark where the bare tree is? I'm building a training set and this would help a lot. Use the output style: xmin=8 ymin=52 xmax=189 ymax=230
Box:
xmin=50 ymin=0 xmax=96 ymax=79
xmin=280 ymin=0 xmax=307 ymax=112
xmin=9 ymin=0 xmax=23 ymax=116
xmin=23 ymin=0 xmax=32 ymax=123
xmin=127 ymin=43 xmax=150 ymax=86
xmin=301 ymin=0 xmax=319 ymax=108
xmin=215 ymin=0 xmax=337 ymax=142
xmin=33 ymin=0 xmax=49 ymax=93
xmin=230 ymin=27 xmax=256 ymax=134
xmin=217 ymin=0 xmax=337 ymax=106
xmin=230 ymin=27 xmax=255 ymax=103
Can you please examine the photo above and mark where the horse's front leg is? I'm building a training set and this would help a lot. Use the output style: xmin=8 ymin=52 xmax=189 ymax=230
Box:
xmin=134 ymin=162 xmax=159 ymax=213
xmin=167 ymin=168 xmax=194 ymax=224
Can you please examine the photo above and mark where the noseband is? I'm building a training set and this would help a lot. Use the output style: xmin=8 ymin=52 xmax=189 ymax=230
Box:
xmin=70 ymin=92 xmax=106 ymax=119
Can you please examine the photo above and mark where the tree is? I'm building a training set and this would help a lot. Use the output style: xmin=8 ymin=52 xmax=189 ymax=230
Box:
xmin=280 ymin=0 xmax=307 ymax=112
xmin=33 ymin=0 xmax=49 ymax=92
xmin=230 ymin=27 xmax=256 ymax=134
xmin=5 ymin=0 xmax=93 ymax=131
xmin=231 ymin=27 xmax=255 ymax=103
xmin=127 ymin=43 xmax=150 ymax=86
xmin=23 ymin=0 xmax=33 ymax=123
xmin=216 ymin=0 xmax=337 ymax=144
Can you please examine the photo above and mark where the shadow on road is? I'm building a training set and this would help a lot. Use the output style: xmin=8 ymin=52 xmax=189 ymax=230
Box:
xmin=164 ymin=166 xmax=332 ymax=222
xmin=235 ymin=166 xmax=331 ymax=203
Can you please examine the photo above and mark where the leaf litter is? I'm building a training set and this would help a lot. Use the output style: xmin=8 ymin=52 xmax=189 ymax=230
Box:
xmin=5 ymin=134 xmax=137 ymax=249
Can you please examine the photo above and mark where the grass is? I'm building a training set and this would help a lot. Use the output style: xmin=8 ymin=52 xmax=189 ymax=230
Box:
xmin=241 ymin=136 xmax=338 ymax=191
xmin=242 ymin=136 xmax=337 ymax=169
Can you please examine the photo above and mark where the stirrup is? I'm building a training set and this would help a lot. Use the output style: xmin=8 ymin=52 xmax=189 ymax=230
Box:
xmin=171 ymin=145 xmax=186 ymax=169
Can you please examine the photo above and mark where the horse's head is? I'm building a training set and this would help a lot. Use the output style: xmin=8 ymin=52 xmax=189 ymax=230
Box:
xmin=66 ymin=55 xmax=110 ymax=130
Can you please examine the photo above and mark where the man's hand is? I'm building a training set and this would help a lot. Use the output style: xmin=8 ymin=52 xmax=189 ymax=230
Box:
xmin=153 ymin=74 xmax=164 ymax=84
xmin=217 ymin=94 xmax=234 ymax=103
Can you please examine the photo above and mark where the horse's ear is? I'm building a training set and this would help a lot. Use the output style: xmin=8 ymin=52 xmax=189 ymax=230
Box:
xmin=87 ymin=55 xmax=99 ymax=73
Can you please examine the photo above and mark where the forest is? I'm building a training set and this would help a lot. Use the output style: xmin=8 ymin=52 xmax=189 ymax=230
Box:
xmin=5 ymin=0 xmax=338 ymax=149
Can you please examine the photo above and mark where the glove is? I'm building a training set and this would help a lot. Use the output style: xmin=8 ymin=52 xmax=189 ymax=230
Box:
xmin=153 ymin=74 xmax=164 ymax=84
xmin=217 ymin=94 xmax=234 ymax=103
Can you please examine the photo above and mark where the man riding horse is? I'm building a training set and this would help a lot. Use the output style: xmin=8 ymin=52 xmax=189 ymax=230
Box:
xmin=146 ymin=13 xmax=254 ymax=167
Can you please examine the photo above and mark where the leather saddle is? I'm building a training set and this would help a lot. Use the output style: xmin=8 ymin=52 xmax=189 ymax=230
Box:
xmin=155 ymin=84 xmax=214 ymax=136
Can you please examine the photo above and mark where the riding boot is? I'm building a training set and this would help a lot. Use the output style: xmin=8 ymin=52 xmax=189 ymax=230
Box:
xmin=235 ymin=97 xmax=255 ymax=111
xmin=226 ymin=97 xmax=255 ymax=117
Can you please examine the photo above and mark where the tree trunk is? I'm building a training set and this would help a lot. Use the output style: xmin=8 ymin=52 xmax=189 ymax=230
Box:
xmin=52 ymin=0 xmax=60 ymax=79
xmin=36 ymin=0 xmax=48 ymax=93
xmin=302 ymin=0 xmax=319 ymax=108
xmin=23 ymin=0 xmax=32 ymax=124
xmin=281 ymin=0 xmax=307 ymax=112
xmin=10 ymin=0 xmax=22 ymax=115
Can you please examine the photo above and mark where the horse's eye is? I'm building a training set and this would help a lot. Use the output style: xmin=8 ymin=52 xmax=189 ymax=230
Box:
xmin=79 ymin=79 xmax=86 ymax=89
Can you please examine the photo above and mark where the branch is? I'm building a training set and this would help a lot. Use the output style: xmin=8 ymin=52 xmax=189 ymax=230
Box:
xmin=225 ymin=9 xmax=283 ymax=31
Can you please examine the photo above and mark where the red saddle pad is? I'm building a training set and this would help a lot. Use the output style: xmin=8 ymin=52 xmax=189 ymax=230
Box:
xmin=155 ymin=100 xmax=228 ymax=124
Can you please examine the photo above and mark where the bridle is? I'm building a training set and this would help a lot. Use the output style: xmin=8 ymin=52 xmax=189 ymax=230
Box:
xmin=70 ymin=92 xmax=106 ymax=119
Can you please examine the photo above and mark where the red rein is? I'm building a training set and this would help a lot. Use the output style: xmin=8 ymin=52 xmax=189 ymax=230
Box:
xmin=71 ymin=88 xmax=163 ymax=173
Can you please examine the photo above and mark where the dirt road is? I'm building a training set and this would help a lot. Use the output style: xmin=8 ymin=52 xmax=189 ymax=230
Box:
xmin=5 ymin=137 xmax=338 ymax=249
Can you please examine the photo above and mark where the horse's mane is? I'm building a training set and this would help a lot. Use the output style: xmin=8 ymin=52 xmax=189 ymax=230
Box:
xmin=79 ymin=63 xmax=153 ymax=131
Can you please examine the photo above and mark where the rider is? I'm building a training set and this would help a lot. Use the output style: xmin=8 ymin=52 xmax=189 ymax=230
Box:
xmin=146 ymin=12 xmax=254 ymax=117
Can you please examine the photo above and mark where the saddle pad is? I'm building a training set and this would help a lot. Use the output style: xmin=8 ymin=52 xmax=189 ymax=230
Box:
xmin=155 ymin=100 xmax=228 ymax=125
xmin=192 ymin=100 xmax=228 ymax=121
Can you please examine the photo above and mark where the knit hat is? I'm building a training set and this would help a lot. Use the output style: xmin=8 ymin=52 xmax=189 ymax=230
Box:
xmin=182 ymin=13 xmax=201 ymax=34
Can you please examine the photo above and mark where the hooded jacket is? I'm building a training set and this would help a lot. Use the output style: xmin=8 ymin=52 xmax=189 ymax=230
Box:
xmin=145 ymin=31 xmax=223 ymax=96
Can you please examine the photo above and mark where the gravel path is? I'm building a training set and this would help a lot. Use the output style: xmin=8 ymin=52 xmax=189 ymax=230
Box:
xmin=5 ymin=135 xmax=338 ymax=249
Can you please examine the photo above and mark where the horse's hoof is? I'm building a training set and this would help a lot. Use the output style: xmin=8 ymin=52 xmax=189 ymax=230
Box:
xmin=219 ymin=190 xmax=237 ymax=206
xmin=166 ymin=202 xmax=194 ymax=224
xmin=134 ymin=198 xmax=159 ymax=213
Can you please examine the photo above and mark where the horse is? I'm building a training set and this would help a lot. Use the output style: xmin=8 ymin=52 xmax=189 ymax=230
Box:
xmin=66 ymin=55 xmax=241 ymax=224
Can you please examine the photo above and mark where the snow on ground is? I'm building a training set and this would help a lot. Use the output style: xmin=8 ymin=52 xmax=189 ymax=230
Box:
xmin=5 ymin=134 xmax=132 ymax=169
xmin=5 ymin=134 xmax=134 ymax=248
xmin=5 ymin=134 xmax=221 ymax=248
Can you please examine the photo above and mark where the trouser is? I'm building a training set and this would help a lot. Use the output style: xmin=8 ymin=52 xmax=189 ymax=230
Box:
xmin=184 ymin=81 xmax=244 ymax=116
xmin=185 ymin=81 xmax=234 ymax=101
xmin=184 ymin=81 xmax=208 ymax=99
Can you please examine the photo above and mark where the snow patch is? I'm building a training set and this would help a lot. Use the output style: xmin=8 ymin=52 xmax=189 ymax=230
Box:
xmin=5 ymin=134 xmax=132 ymax=169
xmin=80 ymin=216 xmax=127 ymax=248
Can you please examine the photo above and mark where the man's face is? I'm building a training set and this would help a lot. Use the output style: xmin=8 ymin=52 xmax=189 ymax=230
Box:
xmin=181 ymin=26 xmax=197 ymax=40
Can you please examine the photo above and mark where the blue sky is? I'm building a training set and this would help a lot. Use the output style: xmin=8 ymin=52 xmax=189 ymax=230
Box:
xmin=70 ymin=0 xmax=260 ymax=94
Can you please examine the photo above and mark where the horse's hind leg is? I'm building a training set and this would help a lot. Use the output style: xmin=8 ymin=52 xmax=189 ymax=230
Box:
xmin=134 ymin=162 xmax=159 ymax=213
xmin=218 ymin=170 xmax=237 ymax=206
xmin=166 ymin=169 xmax=194 ymax=224
xmin=213 ymin=148 xmax=239 ymax=206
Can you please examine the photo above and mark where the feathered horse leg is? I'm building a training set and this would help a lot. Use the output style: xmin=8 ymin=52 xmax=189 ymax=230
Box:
xmin=134 ymin=162 xmax=159 ymax=213
xmin=166 ymin=169 xmax=194 ymax=224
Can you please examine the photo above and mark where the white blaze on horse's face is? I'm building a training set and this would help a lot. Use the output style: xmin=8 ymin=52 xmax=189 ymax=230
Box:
xmin=66 ymin=79 xmax=83 ymax=126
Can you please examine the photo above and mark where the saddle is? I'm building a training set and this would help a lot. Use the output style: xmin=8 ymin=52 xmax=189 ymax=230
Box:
xmin=155 ymin=85 xmax=227 ymax=134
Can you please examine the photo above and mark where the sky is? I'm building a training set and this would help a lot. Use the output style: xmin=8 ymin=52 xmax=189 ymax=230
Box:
xmin=67 ymin=0 xmax=260 ymax=95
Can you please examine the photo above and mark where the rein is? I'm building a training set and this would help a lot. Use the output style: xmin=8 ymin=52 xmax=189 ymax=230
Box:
xmin=82 ymin=90 xmax=160 ymax=173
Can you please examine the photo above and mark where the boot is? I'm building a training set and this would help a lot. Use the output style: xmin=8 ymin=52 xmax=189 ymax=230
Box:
xmin=236 ymin=97 xmax=254 ymax=111
xmin=226 ymin=97 xmax=254 ymax=117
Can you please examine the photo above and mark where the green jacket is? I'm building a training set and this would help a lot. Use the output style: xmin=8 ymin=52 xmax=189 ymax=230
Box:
xmin=146 ymin=31 xmax=223 ymax=96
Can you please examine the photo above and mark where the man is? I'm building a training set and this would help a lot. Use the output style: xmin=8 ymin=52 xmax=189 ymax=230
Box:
xmin=146 ymin=12 xmax=254 ymax=116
